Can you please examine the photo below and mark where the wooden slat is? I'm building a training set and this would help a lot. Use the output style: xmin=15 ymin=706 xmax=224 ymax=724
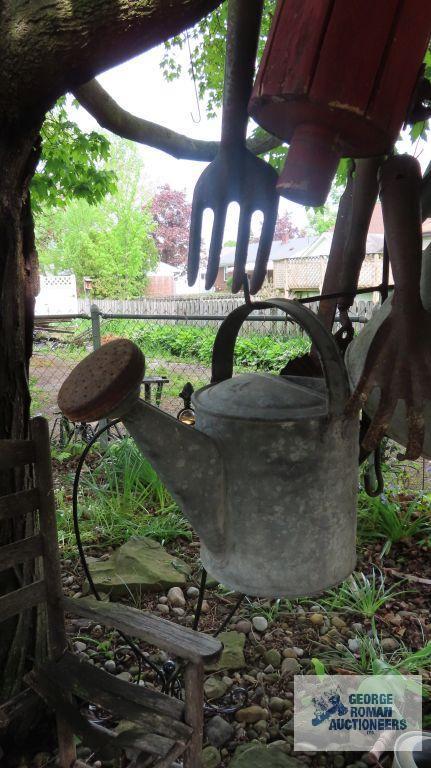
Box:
xmin=26 ymin=668 xmax=120 ymax=757
xmin=0 ymin=440 xmax=36 ymax=470
xmin=0 ymin=580 xmax=46 ymax=623
xmin=64 ymin=596 xmax=222 ymax=663
xmin=183 ymin=662 xmax=204 ymax=768
xmin=31 ymin=417 xmax=68 ymax=660
xmin=27 ymin=668 xmax=178 ymax=759
xmin=0 ymin=534 xmax=43 ymax=572
xmin=0 ymin=488 xmax=40 ymax=522
xmin=43 ymin=653 xmax=188 ymax=738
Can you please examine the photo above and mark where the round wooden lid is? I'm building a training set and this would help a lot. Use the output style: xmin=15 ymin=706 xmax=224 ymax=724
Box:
xmin=58 ymin=339 xmax=145 ymax=422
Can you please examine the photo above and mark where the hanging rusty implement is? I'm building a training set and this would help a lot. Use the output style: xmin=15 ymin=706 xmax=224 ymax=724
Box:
xmin=249 ymin=0 xmax=431 ymax=206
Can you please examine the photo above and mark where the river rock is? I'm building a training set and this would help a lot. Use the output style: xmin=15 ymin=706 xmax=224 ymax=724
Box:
xmin=269 ymin=697 xmax=286 ymax=713
xmin=264 ymin=649 xmax=281 ymax=668
xmin=348 ymin=638 xmax=360 ymax=652
xmin=236 ymin=619 xmax=252 ymax=634
xmin=187 ymin=586 xmax=200 ymax=599
xmin=84 ymin=537 xmax=190 ymax=597
xmin=281 ymin=657 xmax=301 ymax=676
xmin=252 ymin=616 xmax=268 ymax=633
xmin=201 ymin=746 xmax=221 ymax=768
xmin=204 ymin=676 xmax=228 ymax=701
xmin=381 ymin=637 xmax=399 ymax=651
xmin=205 ymin=632 xmax=246 ymax=672
xmin=310 ymin=613 xmax=324 ymax=626
xmin=205 ymin=715 xmax=234 ymax=747
xmin=236 ymin=706 xmax=268 ymax=724
xmin=167 ymin=586 xmax=185 ymax=608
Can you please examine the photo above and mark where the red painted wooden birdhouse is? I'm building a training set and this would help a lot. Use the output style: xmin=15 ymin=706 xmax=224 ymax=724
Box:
xmin=249 ymin=0 xmax=431 ymax=206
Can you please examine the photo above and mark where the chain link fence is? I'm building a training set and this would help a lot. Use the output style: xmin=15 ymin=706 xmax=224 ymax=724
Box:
xmin=31 ymin=304 xmax=316 ymax=424
xmin=31 ymin=303 xmax=431 ymax=490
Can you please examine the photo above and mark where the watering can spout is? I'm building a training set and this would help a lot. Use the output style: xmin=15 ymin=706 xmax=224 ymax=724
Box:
xmin=57 ymin=339 xmax=225 ymax=554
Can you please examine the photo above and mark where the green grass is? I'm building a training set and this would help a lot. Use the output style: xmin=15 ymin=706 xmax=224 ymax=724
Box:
xmin=318 ymin=569 xmax=407 ymax=620
xmin=357 ymin=490 xmax=431 ymax=556
xmin=314 ymin=631 xmax=431 ymax=677
xmin=55 ymin=438 xmax=191 ymax=555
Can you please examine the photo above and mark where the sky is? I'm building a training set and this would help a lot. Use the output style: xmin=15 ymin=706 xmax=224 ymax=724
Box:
xmin=73 ymin=39 xmax=431 ymax=255
xmin=73 ymin=41 xmax=310 ymax=251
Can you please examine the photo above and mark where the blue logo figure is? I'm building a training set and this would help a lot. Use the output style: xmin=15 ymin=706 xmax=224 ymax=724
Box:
xmin=311 ymin=688 xmax=348 ymax=726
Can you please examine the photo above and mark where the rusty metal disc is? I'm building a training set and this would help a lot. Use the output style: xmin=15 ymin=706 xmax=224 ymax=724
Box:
xmin=58 ymin=339 xmax=145 ymax=422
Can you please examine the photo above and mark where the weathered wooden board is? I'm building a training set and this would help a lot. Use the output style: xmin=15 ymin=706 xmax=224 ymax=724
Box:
xmin=64 ymin=596 xmax=222 ymax=663
xmin=43 ymin=652 xmax=189 ymax=737
xmin=0 ymin=580 xmax=46 ymax=622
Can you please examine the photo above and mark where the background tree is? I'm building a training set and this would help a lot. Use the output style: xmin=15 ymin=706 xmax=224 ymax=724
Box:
xmin=150 ymin=184 xmax=192 ymax=266
xmin=274 ymin=211 xmax=303 ymax=242
xmin=37 ymin=139 xmax=157 ymax=297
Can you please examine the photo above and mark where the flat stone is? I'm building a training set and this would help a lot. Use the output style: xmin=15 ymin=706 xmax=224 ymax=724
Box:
xmin=230 ymin=745 xmax=304 ymax=767
xmin=201 ymin=746 xmax=221 ymax=768
xmin=235 ymin=705 xmax=268 ymax=724
xmin=204 ymin=676 xmax=228 ymax=701
xmin=167 ymin=586 xmax=186 ymax=608
xmin=205 ymin=632 xmax=246 ymax=672
xmin=84 ymin=537 xmax=190 ymax=598
xmin=281 ymin=658 xmax=301 ymax=676
xmin=205 ymin=715 xmax=234 ymax=747
xmin=252 ymin=616 xmax=268 ymax=633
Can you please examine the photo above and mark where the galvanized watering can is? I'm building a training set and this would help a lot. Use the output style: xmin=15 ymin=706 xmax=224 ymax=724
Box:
xmin=58 ymin=299 xmax=359 ymax=598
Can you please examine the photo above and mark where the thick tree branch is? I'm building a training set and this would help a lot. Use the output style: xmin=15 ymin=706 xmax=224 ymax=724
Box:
xmin=74 ymin=80 xmax=281 ymax=162
xmin=1 ymin=0 xmax=225 ymax=119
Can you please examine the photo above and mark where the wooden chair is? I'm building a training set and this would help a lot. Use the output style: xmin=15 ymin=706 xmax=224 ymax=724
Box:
xmin=0 ymin=417 xmax=221 ymax=768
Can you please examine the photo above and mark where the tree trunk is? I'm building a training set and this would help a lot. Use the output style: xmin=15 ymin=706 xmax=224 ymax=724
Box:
xmin=0 ymin=122 xmax=43 ymax=705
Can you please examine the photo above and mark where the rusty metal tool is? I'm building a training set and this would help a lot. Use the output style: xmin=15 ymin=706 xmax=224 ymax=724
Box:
xmin=347 ymin=154 xmax=431 ymax=460
xmin=187 ymin=0 xmax=279 ymax=295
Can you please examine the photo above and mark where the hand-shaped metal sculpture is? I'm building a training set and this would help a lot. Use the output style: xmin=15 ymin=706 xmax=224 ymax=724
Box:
xmin=187 ymin=0 xmax=279 ymax=295
xmin=347 ymin=155 xmax=431 ymax=460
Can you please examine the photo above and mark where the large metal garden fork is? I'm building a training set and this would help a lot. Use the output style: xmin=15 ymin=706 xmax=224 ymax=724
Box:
xmin=187 ymin=0 xmax=279 ymax=295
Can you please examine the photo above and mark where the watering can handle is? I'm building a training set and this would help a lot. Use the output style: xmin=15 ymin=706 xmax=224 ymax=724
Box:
xmin=211 ymin=299 xmax=351 ymax=417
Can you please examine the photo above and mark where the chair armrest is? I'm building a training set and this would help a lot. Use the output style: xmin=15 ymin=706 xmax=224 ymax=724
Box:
xmin=63 ymin=596 xmax=222 ymax=663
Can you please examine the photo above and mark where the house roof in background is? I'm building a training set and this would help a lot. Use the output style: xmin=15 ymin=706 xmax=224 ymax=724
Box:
xmin=219 ymin=236 xmax=317 ymax=268
xmin=293 ymin=231 xmax=384 ymax=260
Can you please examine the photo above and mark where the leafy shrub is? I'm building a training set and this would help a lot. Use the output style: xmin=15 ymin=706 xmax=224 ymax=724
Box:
xmin=130 ymin=322 xmax=310 ymax=371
